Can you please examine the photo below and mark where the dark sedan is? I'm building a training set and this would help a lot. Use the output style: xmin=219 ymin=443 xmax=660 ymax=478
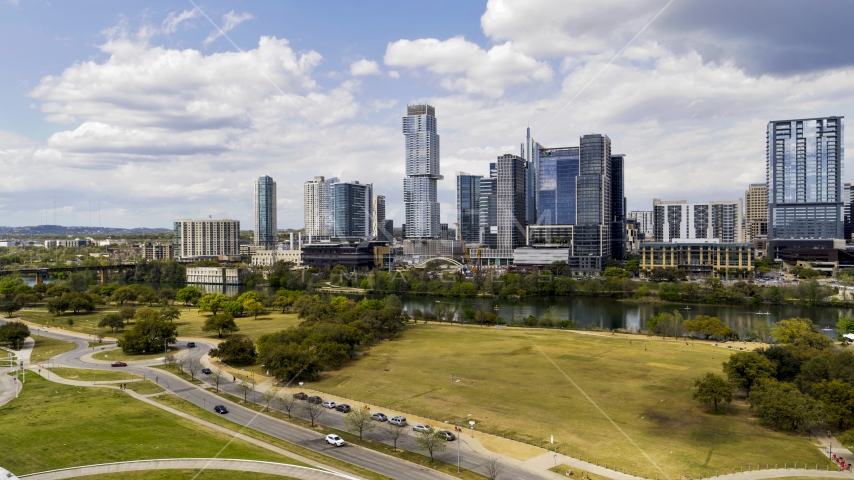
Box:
xmin=335 ymin=404 xmax=351 ymax=413
xmin=214 ymin=405 xmax=229 ymax=414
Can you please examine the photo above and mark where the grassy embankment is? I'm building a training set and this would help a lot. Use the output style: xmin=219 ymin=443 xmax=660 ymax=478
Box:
xmin=46 ymin=366 xmax=140 ymax=382
xmin=30 ymin=334 xmax=77 ymax=363
xmin=18 ymin=308 xmax=301 ymax=342
xmin=0 ymin=374 xmax=305 ymax=475
xmin=73 ymin=472 xmax=299 ymax=480
xmin=307 ymin=323 xmax=832 ymax=478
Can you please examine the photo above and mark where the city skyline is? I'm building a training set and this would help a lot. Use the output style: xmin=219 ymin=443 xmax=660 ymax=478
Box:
xmin=2 ymin=1 xmax=854 ymax=228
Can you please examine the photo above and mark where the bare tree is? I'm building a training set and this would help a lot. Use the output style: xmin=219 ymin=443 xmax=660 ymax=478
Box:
xmin=185 ymin=357 xmax=201 ymax=379
xmin=260 ymin=389 xmax=276 ymax=412
xmin=381 ymin=421 xmax=404 ymax=449
xmin=164 ymin=354 xmax=175 ymax=367
xmin=212 ymin=367 xmax=225 ymax=392
xmin=414 ymin=427 xmax=446 ymax=462
xmin=302 ymin=400 xmax=326 ymax=427
xmin=235 ymin=382 xmax=253 ymax=402
xmin=274 ymin=392 xmax=297 ymax=418
xmin=343 ymin=406 xmax=375 ymax=440
xmin=483 ymin=455 xmax=505 ymax=480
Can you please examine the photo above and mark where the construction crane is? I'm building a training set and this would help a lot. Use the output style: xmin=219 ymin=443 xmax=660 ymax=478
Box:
xmin=454 ymin=222 xmax=475 ymax=276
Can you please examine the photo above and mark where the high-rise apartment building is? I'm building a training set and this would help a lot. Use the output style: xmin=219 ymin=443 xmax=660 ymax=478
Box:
xmin=767 ymin=116 xmax=844 ymax=257
xmin=610 ymin=154 xmax=626 ymax=261
xmin=371 ymin=195 xmax=386 ymax=238
xmin=744 ymin=183 xmax=768 ymax=242
xmin=254 ymin=175 xmax=277 ymax=249
xmin=403 ymin=104 xmax=442 ymax=238
xmin=333 ymin=182 xmax=373 ymax=238
xmin=497 ymin=154 xmax=527 ymax=253
xmin=173 ymin=219 xmax=240 ymax=259
xmin=525 ymin=128 xmax=538 ymax=226
xmin=456 ymin=172 xmax=482 ymax=243
xmin=653 ymin=199 xmax=743 ymax=243
xmin=628 ymin=211 xmax=654 ymax=241
xmin=844 ymin=183 xmax=853 ymax=240
xmin=304 ymin=176 xmax=338 ymax=237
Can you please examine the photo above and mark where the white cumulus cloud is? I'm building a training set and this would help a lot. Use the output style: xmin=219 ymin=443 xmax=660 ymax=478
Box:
xmin=203 ymin=10 xmax=254 ymax=46
xmin=350 ymin=59 xmax=381 ymax=76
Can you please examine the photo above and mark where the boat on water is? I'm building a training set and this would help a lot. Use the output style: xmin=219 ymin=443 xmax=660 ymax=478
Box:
xmin=821 ymin=327 xmax=834 ymax=331
xmin=683 ymin=306 xmax=691 ymax=310
xmin=754 ymin=312 xmax=770 ymax=315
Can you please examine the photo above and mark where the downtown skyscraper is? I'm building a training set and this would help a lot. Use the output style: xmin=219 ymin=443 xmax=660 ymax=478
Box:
xmin=304 ymin=176 xmax=338 ymax=237
xmin=403 ymin=105 xmax=442 ymax=238
xmin=254 ymin=175 xmax=277 ymax=249
xmin=767 ymin=116 xmax=844 ymax=257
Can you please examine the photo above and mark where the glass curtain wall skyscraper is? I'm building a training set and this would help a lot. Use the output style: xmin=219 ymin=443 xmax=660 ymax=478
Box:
xmin=403 ymin=105 xmax=442 ymax=238
xmin=333 ymin=182 xmax=372 ymax=238
xmin=254 ymin=175 xmax=277 ymax=249
xmin=456 ymin=172 xmax=482 ymax=243
xmin=479 ymin=163 xmax=498 ymax=248
xmin=767 ymin=116 xmax=844 ymax=257
xmin=610 ymin=155 xmax=626 ymax=260
xmin=497 ymin=154 xmax=528 ymax=253
xmin=537 ymin=147 xmax=579 ymax=225
xmin=576 ymin=134 xmax=612 ymax=262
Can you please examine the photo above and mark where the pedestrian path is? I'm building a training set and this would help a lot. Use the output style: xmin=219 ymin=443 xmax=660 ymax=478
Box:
xmin=17 ymin=458 xmax=361 ymax=479
xmin=811 ymin=427 xmax=854 ymax=469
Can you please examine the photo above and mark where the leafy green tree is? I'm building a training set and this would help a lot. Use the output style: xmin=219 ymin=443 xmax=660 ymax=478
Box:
xmin=603 ymin=266 xmax=630 ymax=279
xmin=110 ymin=286 xmax=138 ymax=305
xmin=0 ymin=321 xmax=30 ymax=349
xmin=0 ymin=298 xmax=22 ymax=318
xmin=722 ymin=351 xmax=776 ymax=393
xmin=162 ymin=306 xmax=182 ymax=322
xmin=547 ymin=261 xmax=571 ymax=277
xmin=66 ymin=292 xmax=95 ymax=314
xmin=693 ymin=372 xmax=733 ymax=411
xmin=119 ymin=306 xmax=136 ymax=325
xmin=748 ymin=379 xmax=823 ymax=432
xmin=684 ymin=315 xmax=738 ymax=340
xmin=13 ymin=293 xmax=38 ymax=307
xmin=98 ymin=313 xmax=125 ymax=332
xmin=118 ymin=312 xmax=178 ymax=354
xmin=236 ymin=291 xmax=264 ymax=305
xmin=202 ymin=313 xmax=239 ymax=338
xmin=157 ymin=287 xmax=176 ymax=304
xmin=47 ymin=296 xmax=70 ymax=316
xmin=343 ymin=406 xmax=375 ymax=440
xmin=209 ymin=336 xmax=257 ymax=366
xmin=244 ymin=300 xmax=267 ymax=320
xmin=223 ymin=300 xmax=245 ymax=317
xmin=812 ymin=379 xmax=854 ymax=429
xmin=175 ymin=286 xmax=203 ymax=305
xmin=136 ymin=286 xmax=158 ymax=306
xmin=836 ymin=317 xmax=854 ymax=340
xmin=839 ymin=429 xmax=854 ymax=449
xmin=771 ymin=317 xmax=817 ymax=344
xmin=198 ymin=293 xmax=231 ymax=315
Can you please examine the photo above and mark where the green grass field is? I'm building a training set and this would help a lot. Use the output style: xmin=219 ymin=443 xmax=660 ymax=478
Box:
xmin=18 ymin=307 xmax=301 ymax=342
xmin=74 ymin=471 xmax=300 ymax=480
xmin=309 ymin=324 xmax=831 ymax=477
xmin=96 ymin=348 xmax=177 ymax=362
xmin=0 ymin=374 xmax=303 ymax=475
xmin=46 ymin=367 xmax=141 ymax=382
xmin=30 ymin=334 xmax=77 ymax=364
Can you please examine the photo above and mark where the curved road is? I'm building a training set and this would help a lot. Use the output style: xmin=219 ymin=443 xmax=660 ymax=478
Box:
xmin=13 ymin=324 xmax=544 ymax=480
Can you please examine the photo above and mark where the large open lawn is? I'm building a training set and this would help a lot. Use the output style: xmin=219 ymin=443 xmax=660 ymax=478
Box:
xmin=18 ymin=307 xmax=301 ymax=342
xmin=0 ymin=374 xmax=303 ymax=475
xmin=309 ymin=324 xmax=831 ymax=477
xmin=46 ymin=366 xmax=141 ymax=382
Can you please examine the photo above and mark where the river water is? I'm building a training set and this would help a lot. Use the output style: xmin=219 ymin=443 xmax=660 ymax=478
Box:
xmin=21 ymin=277 xmax=848 ymax=336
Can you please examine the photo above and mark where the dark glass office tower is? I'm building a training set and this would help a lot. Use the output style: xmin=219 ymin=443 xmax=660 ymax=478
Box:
xmin=537 ymin=147 xmax=579 ymax=225
xmin=497 ymin=154 xmax=528 ymax=253
xmin=575 ymin=134 xmax=612 ymax=261
xmin=479 ymin=164 xmax=498 ymax=248
xmin=767 ymin=116 xmax=844 ymax=257
xmin=456 ymin=173 xmax=482 ymax=243
xmin=610 ymin=154 xmax=626 ymax=261
xmin=333 ymin=182 xmax=372 ymax=238
xmin=254 ymin=175 xmax=277 ymax=249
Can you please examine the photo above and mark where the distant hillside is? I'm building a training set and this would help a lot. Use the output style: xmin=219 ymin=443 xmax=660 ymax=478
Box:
xmin=0 ymin=225 xmax=172 ymax=236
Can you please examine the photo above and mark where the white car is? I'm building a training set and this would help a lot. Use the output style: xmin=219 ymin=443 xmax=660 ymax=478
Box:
xmin=325 ymin=434 xmax=345 ymax=447
xmin=412 ymin=424 xmax=431 ymax=433
xmin=321 ymin=400 xmax=336 ymax=409
xmin=389 ymin=416 xmax=407 ymax=426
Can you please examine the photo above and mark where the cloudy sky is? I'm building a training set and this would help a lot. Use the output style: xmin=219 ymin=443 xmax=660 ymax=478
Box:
xmin=1 ymin=0 xmax=852 ymax=229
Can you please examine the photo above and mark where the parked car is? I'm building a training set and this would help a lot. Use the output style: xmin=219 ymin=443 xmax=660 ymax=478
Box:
xmin=335 ymin=404 xmax=351 ymax=413
xmin=371 ymin=412 xmax=388 ymax=422
xmin=321 ymin=400 xmax=336 ymax=409
xmin=389 ymin=416 xmax=407 ymax=426
xmin=201 ymin=367 xmax=212 ymax=374
xmin=214 ymin=405 xmax=229 ymax=414
xmin=412 ymin=424 xmax=431 ymax=433
xmin=325 ymin=434 xmax=345 ymax=447
xmin=293 ymin=392 xmax=308 ymax=400
xmin=307 ymin=395 xmax=323 ymax=404
xmin=110 ymin=361 xmax=127 ymax=367
xmin=438 ymin=430 xmax=456 ymax=441
xmin=186 ymin=342 xmax=196 ymax=348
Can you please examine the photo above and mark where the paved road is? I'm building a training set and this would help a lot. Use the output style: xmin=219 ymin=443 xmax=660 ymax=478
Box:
xmin=17 ymin=325 xmax=544 ymax=480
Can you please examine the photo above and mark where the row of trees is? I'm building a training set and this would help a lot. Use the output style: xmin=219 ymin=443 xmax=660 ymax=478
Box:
xmin=692 ymin=318 xmax=854 ymax=439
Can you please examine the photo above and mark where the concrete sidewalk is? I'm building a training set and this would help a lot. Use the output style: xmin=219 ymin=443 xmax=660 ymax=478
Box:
xmin=812 ymin=427 xmax=854 ymax=467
